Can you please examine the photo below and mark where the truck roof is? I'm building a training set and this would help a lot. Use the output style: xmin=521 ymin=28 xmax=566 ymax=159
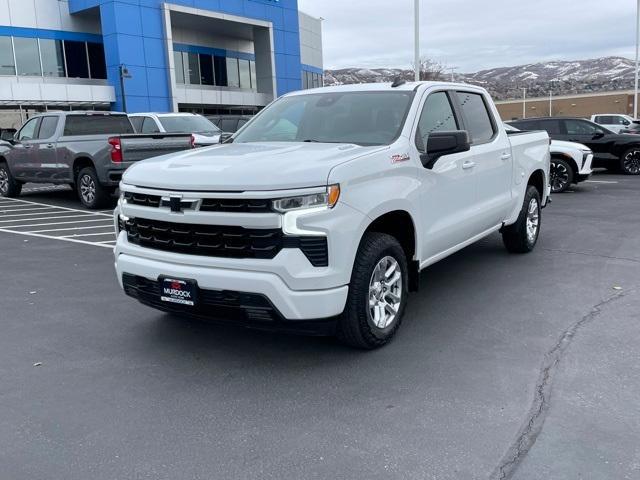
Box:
xmin=286 ymin=81 xmax=485 ymax=96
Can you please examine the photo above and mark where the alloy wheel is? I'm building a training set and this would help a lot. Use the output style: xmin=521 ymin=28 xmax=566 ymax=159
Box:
xmin=80 ymin=174 xmax=96 ymax=205
xmin=368 ymin=256 xmax=403 ymax=330
xmin=550 ymin=161 xmax=570 ymax=192
xmin=623 ymin=149 xmax=640 ymax=175
xmin=0 ymin=168 xmax=8 ymax=195
xmin=526 ymin=197 xmax=540 ymax=244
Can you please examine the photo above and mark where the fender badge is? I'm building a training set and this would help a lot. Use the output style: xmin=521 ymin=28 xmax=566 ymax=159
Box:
xmin=391 ymin=153 xmax=410 ymax=164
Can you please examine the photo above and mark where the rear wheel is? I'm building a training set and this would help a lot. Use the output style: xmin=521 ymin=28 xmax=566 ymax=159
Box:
xmin=337 ymin=232 xmax=408 ymax=349
xmin=550 ymin=157 xmax=573 ymax=193
xmin=77 ymin=167 xmax=111 ymax=209
xmin=502 ymin=185 xmax=541 ymax=254
xmin=0 ymin=162 xmax=22 ymax=198
xmin=621 ymin=148 xmax=640 ymax=175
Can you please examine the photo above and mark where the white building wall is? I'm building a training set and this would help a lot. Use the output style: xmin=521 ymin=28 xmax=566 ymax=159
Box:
xmin=1 ymin=0 xmax=101 ymax=33
xmin=171 ymin=25 xmax=255 ymax=55
xmin=298 ymin=12 xmax=323 ymax=69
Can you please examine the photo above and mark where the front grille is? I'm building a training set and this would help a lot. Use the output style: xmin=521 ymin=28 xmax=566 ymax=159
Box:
xmin=123 ymin=192 xmax=273 ymax=213
xmin=122 ymin=274 xmax=280 ymax=323
xmin=200 ymin=198 xmax=273 ymax=213
xmin=123 ymin=217 xmax=328 ymax=266
xmin=124 ymin=192 xmax=161 ymax=208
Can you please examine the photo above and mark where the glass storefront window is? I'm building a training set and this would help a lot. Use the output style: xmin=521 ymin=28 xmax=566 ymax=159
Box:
xmin=40 ymin=39 xmax=66 ymax=77
xmin=214 ymin=56 xmax=227 ymax=86
xmin=174 ymin=51 xmax=185 ymax=84
xmin=14 ymin=37 xmax=41 ymax=76
xmin=187 ymin=52 xmax=200 ymax=85
xmin=64 ymin=40 xmax=89 ymax=78
xmin=226 ymin=57 xmax=239 ymax=88
xmin=249 ymin=60 xmax=256 ymax=90
xmin=87 ymin=42 xmax=107 ymax=79
xmin=0 ymin=37 xmax=16 ymax=75
xmin=239 ymin=59 xmax=251 ymax=90
xmin=199 ymin=54 xmax=214 ymax=86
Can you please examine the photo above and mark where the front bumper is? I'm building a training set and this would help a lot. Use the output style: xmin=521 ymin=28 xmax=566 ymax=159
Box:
xmin=115 ymin=239 xmax=349 ymax=321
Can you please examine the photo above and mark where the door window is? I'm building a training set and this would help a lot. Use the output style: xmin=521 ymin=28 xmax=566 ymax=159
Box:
xmin=415 ymin=91 xmax=458 ymax=151
xmin=37 ymin=117 xmax=59 ymax=139
xmin=564 ymin=119 xmax=603 ymax=135
xmin=18 ymin=118 xmax=40 ymax=141
xmin=141 ymin=117 xmax=161 ymax=133
xmin=129 ymin=117 xmax=144 ymax=132
xmin=456 ymin=92 xmax=496 ymax=143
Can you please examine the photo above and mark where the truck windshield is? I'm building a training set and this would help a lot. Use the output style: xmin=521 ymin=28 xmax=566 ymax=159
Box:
xmin=158 ymin=116 xmax=221 ymax=134
xmin=233 ymin=91 xmax=415 ymax=146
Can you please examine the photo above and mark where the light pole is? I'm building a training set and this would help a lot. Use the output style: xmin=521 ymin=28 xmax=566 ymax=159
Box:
xmin=414 ymin=0 xmax=420 ymax=82
xmin=522 ymin=88 xmax=527 ymax=119
xmin=635 ymin=0 xmax=639 ymax=118
xmin=549 ymin=90 xmax=553 ymax=117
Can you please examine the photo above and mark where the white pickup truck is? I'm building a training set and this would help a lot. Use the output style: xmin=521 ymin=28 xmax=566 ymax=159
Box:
xmin=114 ymin=82 xmax=550 ymax=349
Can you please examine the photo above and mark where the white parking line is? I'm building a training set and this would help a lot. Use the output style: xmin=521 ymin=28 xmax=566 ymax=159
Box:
xmin=0 ymin=197 xmax=116 ymax=249
xmin=7 ymin=219 xmax=113 ymax=229
xmin=585 ymin=180 xmax=619 ymax=184
xmin=30 ymin=225 xmax=115 ymax=234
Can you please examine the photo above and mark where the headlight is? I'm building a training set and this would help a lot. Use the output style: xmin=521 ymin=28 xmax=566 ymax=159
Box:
xmin=272 ymin=184 xmax=340 ymax=213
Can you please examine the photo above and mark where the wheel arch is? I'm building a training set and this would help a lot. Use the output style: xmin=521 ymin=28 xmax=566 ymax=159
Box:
xmin=361 ymin=209 xmax=420 ymax=291
xmin=72 ymin=156 xmax=95 ymax=182
xmin=527 ymin=168 xmax=546 ymax=198
xmin=551 ymin=152 xmax=578 ymax=179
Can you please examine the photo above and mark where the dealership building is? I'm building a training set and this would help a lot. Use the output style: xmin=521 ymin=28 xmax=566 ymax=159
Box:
xmin=0 ymin=0 xmax=323 ymax=126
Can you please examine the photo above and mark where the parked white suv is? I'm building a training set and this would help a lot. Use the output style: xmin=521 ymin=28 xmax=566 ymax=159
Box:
xmin=505 ymin=123 xmax=592 ymax=193
xmin=591 ymin=114 xmax=635 ymax=134
xmin=129 ymin=113 xmax=222 ymax=146
xmin=114 ymin=82 xmax=550 ymax=349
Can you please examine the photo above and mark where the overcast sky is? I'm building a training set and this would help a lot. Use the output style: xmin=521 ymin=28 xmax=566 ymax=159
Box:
xmin=298 ymin=0 xmax=638 ymax=73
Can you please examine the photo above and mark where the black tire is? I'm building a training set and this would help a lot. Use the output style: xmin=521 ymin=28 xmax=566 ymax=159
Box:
xmin=550 ymin=157 xmax=573 ymax=193
xmin=337 ymin=232 xmax=409 ymax=349
xmin=502 ymin=185 xmax=541 ymax=254
xmin=620 ymin=147 xmax=640 ymax=175
xmin=76 ymin=166 xmax=111 ymax=209
xmin=0 ymin=161 xmax=22 ymax=198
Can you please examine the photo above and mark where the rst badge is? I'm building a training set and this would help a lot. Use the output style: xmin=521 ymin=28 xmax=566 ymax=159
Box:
xmin=160 ymin=277 xmax=197 ymax=306
xmin=391 ymin=153 xmax=410 ymax=164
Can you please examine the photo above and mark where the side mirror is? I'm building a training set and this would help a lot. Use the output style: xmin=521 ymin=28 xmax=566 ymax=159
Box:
xmin=219 ymin=132 xmax=234 ymax=144
xmin=421 ymin=131 xmax=471 ymax=169
xmin=623 ymin=120 xmax=630 ymax=125
xmin=0 ymin=132 xmax=16 ymax=143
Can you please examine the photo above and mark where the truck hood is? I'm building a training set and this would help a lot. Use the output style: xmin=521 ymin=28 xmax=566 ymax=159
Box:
xmin=122 ymin=142 xmax=385 ymax=191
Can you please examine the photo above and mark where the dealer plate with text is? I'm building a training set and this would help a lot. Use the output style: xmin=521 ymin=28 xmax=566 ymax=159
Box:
xmin=160 ymin=277 xmax=198 ymax=307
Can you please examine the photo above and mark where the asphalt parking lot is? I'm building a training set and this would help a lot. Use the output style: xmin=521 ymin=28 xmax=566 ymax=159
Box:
xmin=1 ymin=175 xmax=638 ymax=480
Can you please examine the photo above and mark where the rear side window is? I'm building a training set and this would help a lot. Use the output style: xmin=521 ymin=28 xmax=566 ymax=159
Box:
xmin=415 ymin=91 xmax=458 ymax=151
xmin=37 ymin=116 xmax=59 ymax=139
xmin=141 ymin=117 xmax=160 ymax=133
xmin=63 ymin=115 xmax=134 ymax=136
xmin=129 ymin=117 xmax=144 ymax=133
xmin=456 ymin=92 xmax=496 ymax=143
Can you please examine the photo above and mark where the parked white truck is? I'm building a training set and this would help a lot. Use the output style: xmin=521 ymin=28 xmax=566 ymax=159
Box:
xmin=113 ymin=82 xmax=550 ymax=349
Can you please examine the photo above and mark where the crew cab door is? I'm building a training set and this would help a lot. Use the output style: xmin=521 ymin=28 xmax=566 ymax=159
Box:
xmin=10 ymin=117 xmax=41 ymax=181
xmin=414 ymin=90 xmax=480 ymax=260
xmin=453 ymin=90 xmax=512 ymax=229
xmin=28 ymin=115 xmax=61 ymax=182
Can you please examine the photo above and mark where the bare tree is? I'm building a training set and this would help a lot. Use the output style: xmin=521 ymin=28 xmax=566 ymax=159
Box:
xmin=411 ymin=57 xmax=446 ymax=81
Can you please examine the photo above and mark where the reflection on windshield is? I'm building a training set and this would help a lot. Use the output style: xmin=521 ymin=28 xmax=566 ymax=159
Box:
xmin=233 ymin=91 xmax=415 ymax=146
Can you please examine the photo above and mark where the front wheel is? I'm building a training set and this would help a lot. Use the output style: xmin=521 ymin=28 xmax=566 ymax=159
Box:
xmin=0 ymin=162 xmax=22 ymax=198
xmin=550 ymin=157 xmax=573 ymax=193
xmin=621 ymin=148 xmax=640 ymax=175
xmin=337 ymin=233 xmax=408 ymax=349
xmin=77 ymin=167 xmax=112 ymax=209
xmin=502 ymin=185 xmax=541 ymax=254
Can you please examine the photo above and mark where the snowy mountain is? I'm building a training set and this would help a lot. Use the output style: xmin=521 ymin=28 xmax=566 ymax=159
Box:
xmin=324 ymin=57 xmax=635 ymax=100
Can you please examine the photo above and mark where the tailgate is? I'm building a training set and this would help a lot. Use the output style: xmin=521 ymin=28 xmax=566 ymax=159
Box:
xmin=119 ymin=134 xmax=193 ymax=162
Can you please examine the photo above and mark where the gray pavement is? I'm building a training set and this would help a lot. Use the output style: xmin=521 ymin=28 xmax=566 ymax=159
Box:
xmin=0 ymin=175 xmax=638 ymax=480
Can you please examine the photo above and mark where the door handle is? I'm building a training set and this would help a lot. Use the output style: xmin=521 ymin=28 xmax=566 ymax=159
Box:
xmin=45 ymin=143 xmax=55 ymax=149
xmin=462 ymin=160 xmax=476 ymax=170
xmin=501 ymin=153 xmax=512 ymax=161
xmin=23 ymin=144 xmax=33 ymax=149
